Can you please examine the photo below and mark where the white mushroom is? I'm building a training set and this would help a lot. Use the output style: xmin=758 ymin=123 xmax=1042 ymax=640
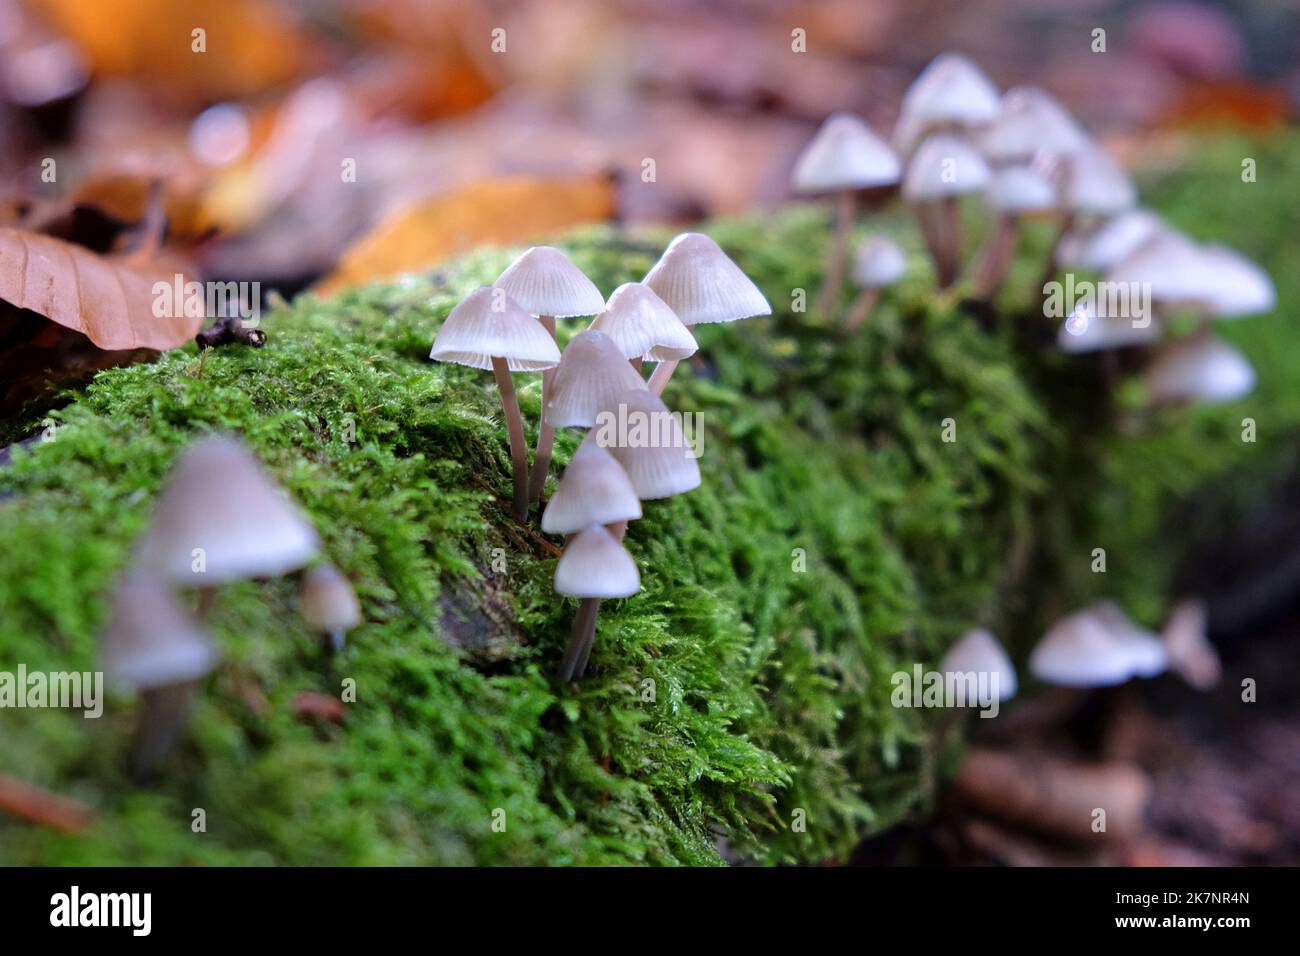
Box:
xmin=300 ymin=564 xmax=361 ymax=652
xmin=1030 ymin=601 xmax=1167 ymax=687
xmin=844 ymin=237 xmax=906 ymax=332
xmin=902 ymin=133 xmax=990 ymax=288
xmin=975 ymin=165 xmax=1056 ymax=297
xmin=589 ymin=389 xmax=701 ymax=500
xmin=1144 ymin=332 xmax=1255 ymax=405
xmin=587 ymin=282 xmax=697 ymax=371
xmin=545 ymin=330 xmax=648 ymax=429
xmin=541 ymin=440 xmax=642 ymax=536
xmin=554 ymin=524 xmax=641 ymax=681
xmin=892 ymin=52 xmax=1001 ymax=156
xmin=940 ymin=628 xmax=1018 ymax=701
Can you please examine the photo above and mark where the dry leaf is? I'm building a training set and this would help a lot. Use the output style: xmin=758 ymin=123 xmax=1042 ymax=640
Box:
xmin=0 ymin=227 xmax=201 ymax=351
xmin=294 ymin=691 xmax=347 ymax=725
xmin=317 ymin=173 xmax=616 ymax=295
xmin=0 ymin=773 xmax=95 ymax=832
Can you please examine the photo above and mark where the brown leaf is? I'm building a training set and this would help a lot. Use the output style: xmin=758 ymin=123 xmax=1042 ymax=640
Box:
xmin=316 ymin=173 xmax=616 ymax=295
xmin=293 ymin=691 xmax=347 ymax=725
xmin=0 ymin=227 xmax=201 ymax=351
xmin=0 ymin=773 xmax=95 ymax=832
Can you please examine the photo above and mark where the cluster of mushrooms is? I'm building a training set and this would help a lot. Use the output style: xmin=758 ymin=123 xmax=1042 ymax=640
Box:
xmin=99 ymin=436 xmax=358 ymax=772
xmin=792 ymin=51 xmax=1274 ymax=406
xmin=430 ymin=236 xmax=770 ymax=679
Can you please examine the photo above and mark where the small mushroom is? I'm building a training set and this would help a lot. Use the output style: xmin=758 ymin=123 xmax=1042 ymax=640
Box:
xmin=1105 ymin=228 xmax=1214 ymax=323
xmin=1041 ymin=142 xmax=1138 ymax=281
xmin=1144 ymin=330 xmax=1255 ymax=406
xmin=1058 ymin=209 xmax=1166 ymax=273
xmin=101 ymin=577 xmax=219 ymax=775
xmin=135 ymin=435 xmax=321 ymax=618
xmin=300 ymin=564 xmax=361 ymax=652
xmin=790 ymin=113 xmax=901 ymax=317
xmin=1029 ymin=601 xmax=1166 ymax=687
xmin=978 ymin=86 xmax=1088 ymax=165
xmin=940 ymin=628 xmax=1017 ymax=701
xmin=844 ymin=236 xmax=905 ymax=332
xmin=902 ymin=133 xmax=990 ymax=288
xmin=587 ymin=282 xmax=697 ymax=375
xmin=430 ymin=286 xmax=562 ymax=520
xmin=1197 ymin=245 xmax=1276 ymax=318
xmin=974 ymin=165 xmax=1056 ymax=298
xmin=590 ymin=388 xmax=702 ymax=500
xmin=541 ymin=441 xmax=642 ymax=537
xmin=545 ymin=330 xmax=648 ymax=429
xmin=1057 ymin=306 xmax=1162 ymax=353
xmin=891 ymin=52 xmax=1001 ymax=157
xmin=555 ymin=524 xmax=641 ymax=681
xmin=494 ymin=246 xmax=605 ymax=506
xmin=1160 ymin=598 xmax=1221 ymax=691
xmin=641 ymin=233 xmax=771 ymax=395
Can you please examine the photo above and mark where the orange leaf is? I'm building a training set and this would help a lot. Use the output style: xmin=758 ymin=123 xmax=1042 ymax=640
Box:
xmin=0 ymin=773 xmax=95 ymax=833
xmin=0 ymin=228 xmax=202 ymax=351
xmin=316 ymin=174 xmax=616 ymax=295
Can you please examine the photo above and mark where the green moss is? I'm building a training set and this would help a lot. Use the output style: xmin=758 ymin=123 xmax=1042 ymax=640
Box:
xmin=1 ymin=132 xmax=1297 ymax=865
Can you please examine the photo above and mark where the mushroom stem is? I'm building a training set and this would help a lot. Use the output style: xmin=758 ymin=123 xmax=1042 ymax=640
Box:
xmin=816 ymin=189 xmax=856 ymax=318
xmin=490 ymin=356 xmax=530 ymax=522
xmin=131 ymin=681 xmax=195 ymax=779
xmin=195 ymin=585 xmax=218 ymax=622
xmin=937 ymin=195 xmax=961 ymax=288
xmin=914 ymin=202 xmax=945 ymax=287
xmin=526 ymin=315 xmax=558 ymax=506
xmin=1039 ymin=211 xmax=1075 ymax=291
xmin=559 ymin=597 xmax=602 ymax=681
xmin=647 ymin=357 xmax=680 ymax=396
xmin=975 ymin=213 xmax=1019 ymax=299
xmin=327 ymin=628 xmax=345 ymax=653
xmin=843 ymin=287 xmax=881 ymax=333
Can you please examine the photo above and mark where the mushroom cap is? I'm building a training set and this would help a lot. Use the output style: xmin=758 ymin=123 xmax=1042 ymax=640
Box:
xmin=429 ymin=287 xmax=562 ymax=371
xmin=1062 ymin=209 xmax=1166 ymax=272
xmin=545 ymin=330 xmax=649 ymax=428
xmin=588 ymin=282 xmax=698 ymax=363
xmin=1106 ymin=229 xmax=1214 ymax=306
xmin=101 ymin=577 xmax=219 ymax=691
xmin=494 ymin=246 xmax=605 ymax=318
xmin=642 ymin=232 xmax=771 ymax=325
xmin=1057 ymin=308 xmax=1162 ymax=353
xmin=979 ymin=86 xmax=1087 ymax=162
xmin=554 ymin=524 xmax=641 ymax=598
xmin=589 ymin=389 xmax=702 ymax=500
xmin=1198 ymin=244 xmax=1276 ymax=317
xmin=893 ymin=52 xmax=1001 ymax=154
xmin=541 ymin=441 xmax=641 ymax=535
xmin=1161 ymin=598 xmax=1220 ymax=691
xmin=902 ymin=133 xmax=991 ymax=200
xmin=985 ymin=165 xmax=1056 ymax=213
xmin=1062 ymin=143 xmax=1137 ymax=216
xmin=940 ymin=628 xmax=1017 ymax=700
xmin=300 ymin=564 xmax=361 ymax=632
xmin=136 ymin=436 xmax=321 ymax=586
xmin=1144 ymin=333 xmax=1255 ymax=404
xmin=791 ymin=112 xmax=901 ymax=193
xmin=852 ymin=236 xmax=907 ymax=288
xmin=1030 ymin=601 xmax=1166 ymax=687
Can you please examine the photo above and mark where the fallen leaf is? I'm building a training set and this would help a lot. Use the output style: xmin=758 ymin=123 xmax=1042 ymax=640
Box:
xmin=0 ymin=227 xmax=201 ymax=351
xmin=0 ymin=773 xmax=95 ymax=832
xmin=294 ymin=691 xmax=347 ymax=724
xmin=316 ymin=173 xmax=617 ymax=295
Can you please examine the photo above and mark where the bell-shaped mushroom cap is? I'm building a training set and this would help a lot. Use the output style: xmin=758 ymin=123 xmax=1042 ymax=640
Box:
xmin=1030 ymin=601 xmax=1166 ymax=687
xmin=545 ymin=330 xmax=648 ymax=428
xmin=1062 ymin=143 xmax=1137 ymax=216
xmin=940 ymin=628 xmax=1017 ymax=700
xmin=985 ymin=165 xmax=1056 ymax=213
xmin=1064 ymin=209 xmax=1166 ymax=271
xmin=1161 ymin=598 xmax=1220 ymax=691
xmin=588 ymin=282 xmax=698 ymax=363
xmin=1198 ymin=245 xmax=1276 ymax=317
xmin=979 ymin=86 xmax=1087 ymax=162
xmin=893 ymin=52 xmax=1001 ymax=154
xmin=429 ymin=287 xmax=562 ymax=371
xmin=791 ymin=112 xmax=901 ymax=193
xmin=1106 ymin=229 xmax=1213 ymax=306
xmin=300 ymin=564 xmax=361 ymax=632
xmin=1144 ymin=333 xmax=1255 ymax=404
xmin=494 ymin=246 xmax=605 ymax=318
xmin=541 ymin=441 xmax=642 ymax=535
xmin=852 ymin=236 xmax=907 ymax=288
xmin=136 ymin=437 xmax=320 ymax=586
xmin=902 ymin=133 xmax=991 ymax=200
xmin=589 ymin=389 xmax=702 ymax=500
xmin=101 ymin=577 xmax=219 ymax=691
xmin=642 ymin=232 xmax=771 ymax=326
xmin=554 ymin=524 xmax=641 ymax=598
xmin=1057 ymin=306 xmax=1162 ymax=353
